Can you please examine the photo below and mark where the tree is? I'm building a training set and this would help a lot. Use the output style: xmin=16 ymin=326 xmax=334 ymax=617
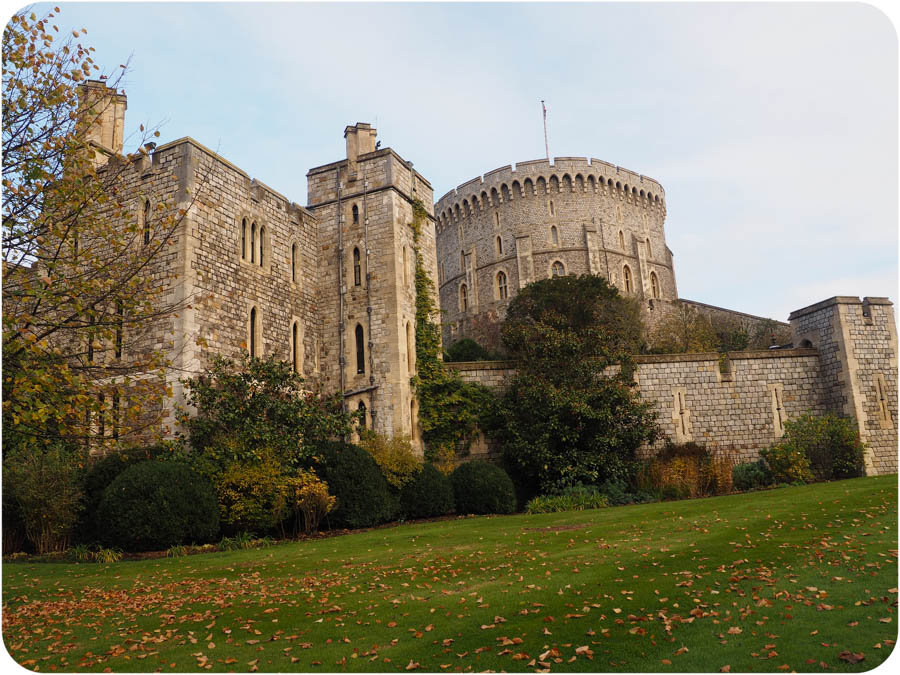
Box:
xmin=491 ymin=275 xmax=658 ymax=497
xmin=647 ymin=301 xmax=718 ymax=354
xmin=2 ymin=8 xmax=189 ymax=451
xmin=178 ymin=353 xmax=356 ymax=470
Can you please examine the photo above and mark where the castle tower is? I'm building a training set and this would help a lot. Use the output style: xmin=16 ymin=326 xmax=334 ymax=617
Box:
xmin=76 ymin=80 xmax=127 ymax=167
xmin=307 ymin=124 xmax=437 ymax=453
xmin=789 ymin=296 xmax=898 ymax=475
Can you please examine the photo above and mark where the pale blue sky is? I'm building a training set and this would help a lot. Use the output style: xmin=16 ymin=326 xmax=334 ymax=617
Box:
xmin=14 ymin=2 xmax=899 ymax=322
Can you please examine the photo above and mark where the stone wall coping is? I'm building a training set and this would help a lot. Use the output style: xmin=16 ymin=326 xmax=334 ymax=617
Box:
xmin=154 ymin=136 xmax=250 ymax=179
xmin=788 ymin=296 xmax=868 ymax=320
xmin=445 ymin=349 xmax=819 ymax=372
xmin=680 ymin=297 xmax=788 ymax=326
xmin=863 ymin=296 xmax=894 ymax=306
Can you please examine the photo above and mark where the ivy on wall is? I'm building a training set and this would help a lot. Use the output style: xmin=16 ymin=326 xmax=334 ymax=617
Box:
xmin=409 ymin=199 xmax=494 ymax=468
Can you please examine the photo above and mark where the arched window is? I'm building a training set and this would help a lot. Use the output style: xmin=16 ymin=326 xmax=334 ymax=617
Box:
xmin=241 ymin=219 xmax=247 ymax=260
xmin=142 ymin=200 xmax=151 ymax=246
xmin=249 ymin=307 xmax=258 ymax=358
xmin=460 ymin=250 xmax=465 ymax=272
xmin=355 ymin=324 xmax=365 ymax=374
xmin=250 ymin=223 xmax=256 ymax=263
xmin=618 ymin=230 xmax=625 ymax=250
xmin=623 ymin=265 xmax=633 ymax=293
xmin=551 ymin=225 xmax=559 ymax=246
xmin=460 ymin=283 xmax=468 ymax=311
xmin=549 ymin=200 xmax=555 ymax=216
xmin=551 ymin=260 xmax=564 ymax=277
xmin=353 ymin=247 xmax=361 ymax=286
xmin=496 ymin=236 xmax=503 ymax=256
xmin=352 ymin=204 xmax=359 ymax=225
xmin=259 ymin=226 xmax=265 ymax=267
xmin=292 ymin=322 xmax=299 ymax=373
xmin=291 ymin=243 xmax=298 ymax=283
xmin=494 ymin=212 xmax=500 ymax=229
xmin=650 ymin=272 xmax=660 ymax=299
xmin=646 ymin=238 xmax=652 ymax=259
xmin=497 ymin=271 xmax=508 ymax=299
xmin=358 ymin=400 xmax=367 ymax=429
xmin=406 ymin=321 xmax=414 ymax=373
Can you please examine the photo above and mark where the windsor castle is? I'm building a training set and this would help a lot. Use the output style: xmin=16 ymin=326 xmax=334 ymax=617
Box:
xmin=80 ymin=81 xmax=898 ymax=475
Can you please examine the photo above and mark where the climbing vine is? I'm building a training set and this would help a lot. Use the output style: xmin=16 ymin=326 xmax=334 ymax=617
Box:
xmin=409 ymin=199 xmax=494 ymax=468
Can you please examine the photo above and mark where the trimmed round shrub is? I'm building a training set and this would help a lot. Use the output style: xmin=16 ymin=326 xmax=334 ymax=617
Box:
xmin=76 ymin=444 xmax=171 ymax=544
xmin=400 ymin=464 xmax=454 ymax=519
xmin=97 ymin=461 xmax=219 ymax=552
xmin=450 ymin=461 xmax=516 ymax=515
xmin=311 ymin=441 xmax=395 ymax=529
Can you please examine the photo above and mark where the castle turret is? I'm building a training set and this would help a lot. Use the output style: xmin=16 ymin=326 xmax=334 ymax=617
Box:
xmin=76 ymin=80 xmax=127 ymax=166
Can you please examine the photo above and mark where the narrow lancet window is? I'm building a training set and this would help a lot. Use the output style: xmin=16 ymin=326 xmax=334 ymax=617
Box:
xmin=355 ymin=324 xmax=365 ymax=374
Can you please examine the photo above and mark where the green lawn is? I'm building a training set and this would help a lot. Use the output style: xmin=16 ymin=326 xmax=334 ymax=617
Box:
xmin=3 ymin=476 xmax=897 ymax=672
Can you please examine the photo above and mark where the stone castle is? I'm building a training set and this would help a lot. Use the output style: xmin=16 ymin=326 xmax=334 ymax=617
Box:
xmin=81 ymin=81 xmax=898 ymax=473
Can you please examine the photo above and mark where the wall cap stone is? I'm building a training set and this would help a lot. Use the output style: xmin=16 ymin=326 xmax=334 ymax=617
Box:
xmin=788 ymin=296 xmax=868 ymax=320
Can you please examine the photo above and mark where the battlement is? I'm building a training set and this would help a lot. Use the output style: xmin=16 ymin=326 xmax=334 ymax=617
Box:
xmin=436 ymin=156 xmax=665 ymax=224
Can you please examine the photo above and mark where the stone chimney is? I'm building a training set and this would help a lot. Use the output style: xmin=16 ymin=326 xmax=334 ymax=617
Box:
xmin=344 ymin=123 xmax=377 ymax=176
xmin=77 ymin=80 xmax=127 ymax=167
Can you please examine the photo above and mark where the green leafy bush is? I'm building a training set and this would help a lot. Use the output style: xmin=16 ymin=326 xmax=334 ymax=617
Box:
xmin=450 ymin=461 xmax=516 ymax=515
xmin=215 ymin=455 xmax=288 ymax=535
xmin=759 ymin=444 xmax=814 ymax=485
xmin=358 ymin=431 xmax=421 ymax=490
xmin=311 ymin=441 xmax=395 ymax=529
xmin=283 ymin=469 xmax=336 ymax=535
xmin=444 ymin=338 xmax=498 ymax=363
xmin=781 ymin=413 xmax=865 ymax=481
xmin=732 ymin=459 xmax=773 ymax=491
xmin=525 ymin=487 xmax=609 ymax=514
xmin=97 ymin=461 xmax=219 ymax=552
xmin=400 ymin=463 xmax=454 ymax=519
xmin=3 ymin=443 xmax=85 ymax=554
xmin=218 ymin=532 xmax=255 ymax=551
xmin=596 ymin=479 xmax=654 ymax=506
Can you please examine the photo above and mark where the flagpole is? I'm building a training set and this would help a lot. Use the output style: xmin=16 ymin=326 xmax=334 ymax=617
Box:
xmin=542 ymin=100 xmax=549 ymax=161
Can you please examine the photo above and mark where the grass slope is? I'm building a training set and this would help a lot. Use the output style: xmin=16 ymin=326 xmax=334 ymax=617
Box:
xmin=3 ymin=476 xmax=897 ymax=672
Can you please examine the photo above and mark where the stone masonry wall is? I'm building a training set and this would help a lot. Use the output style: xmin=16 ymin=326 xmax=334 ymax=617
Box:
xmin=449 ymin=348 xmax=829 ymax=465
xmin=435 ymin=158 xmax=676 ymax=349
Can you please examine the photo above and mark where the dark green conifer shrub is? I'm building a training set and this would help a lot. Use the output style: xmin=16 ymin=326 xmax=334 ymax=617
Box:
xmin=311 ymin=441 xmax=395 ymax=529
xmin=400 ymin=463 xmax=454 ymax=519
xmin=97 ymin=461 xmax=219 ymax=552
xmin=450 ymin=461 xmax=516 ymax=515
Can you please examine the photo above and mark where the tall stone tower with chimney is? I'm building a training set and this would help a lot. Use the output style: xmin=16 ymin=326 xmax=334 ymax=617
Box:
xmin=307 ymin=124 xmax=437 ymax=453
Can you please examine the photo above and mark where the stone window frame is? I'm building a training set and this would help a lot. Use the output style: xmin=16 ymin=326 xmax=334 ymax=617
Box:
xmin=247 ymin=304 xmax=261 ymax=358
xmin=550 ymin=225 xmax=559 ymax=247
xmin=354 ymin=323 xmax=366 ymax=375
xmin=671 ymin=386 xmax=692 ymax=442
xmin=495 ymin=235 xmax=503 ymax=257
xmin=140 ymin=197 xmax=152 ymax=246
xmin=289 ymin=239 xmax=300 ymax=286
xmin=650 ymin=271 xmax=660 ymax=299
xmin=618 ymin=229 xmax=625 ymax=250
xmin=622 ymin=264 xmax=633 ymax=293
xmin=237 ymin=210 xmax=270 ymax=273
xmin=459 ymin=282 xmax=469 ymax=312
xmin=549 ymin=259 xmax=565 ymax=278
xmin=548 ymin=200 xmax=555 ymax=217
xmin=495 ymin=268 xmax=509 ymax=300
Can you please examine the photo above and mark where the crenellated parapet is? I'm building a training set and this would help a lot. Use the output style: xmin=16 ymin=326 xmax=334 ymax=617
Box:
xmin=435 ymin=157 xmax=665 ymax=232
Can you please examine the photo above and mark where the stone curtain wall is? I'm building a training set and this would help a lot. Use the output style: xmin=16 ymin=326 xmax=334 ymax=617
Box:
xmin=434 ymin=157 xmax=676 ymax=349
xmin=632 ymin=350 xmax=825 ymax=462
xmin=449 ymin=350 xmax=826 ymax=465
